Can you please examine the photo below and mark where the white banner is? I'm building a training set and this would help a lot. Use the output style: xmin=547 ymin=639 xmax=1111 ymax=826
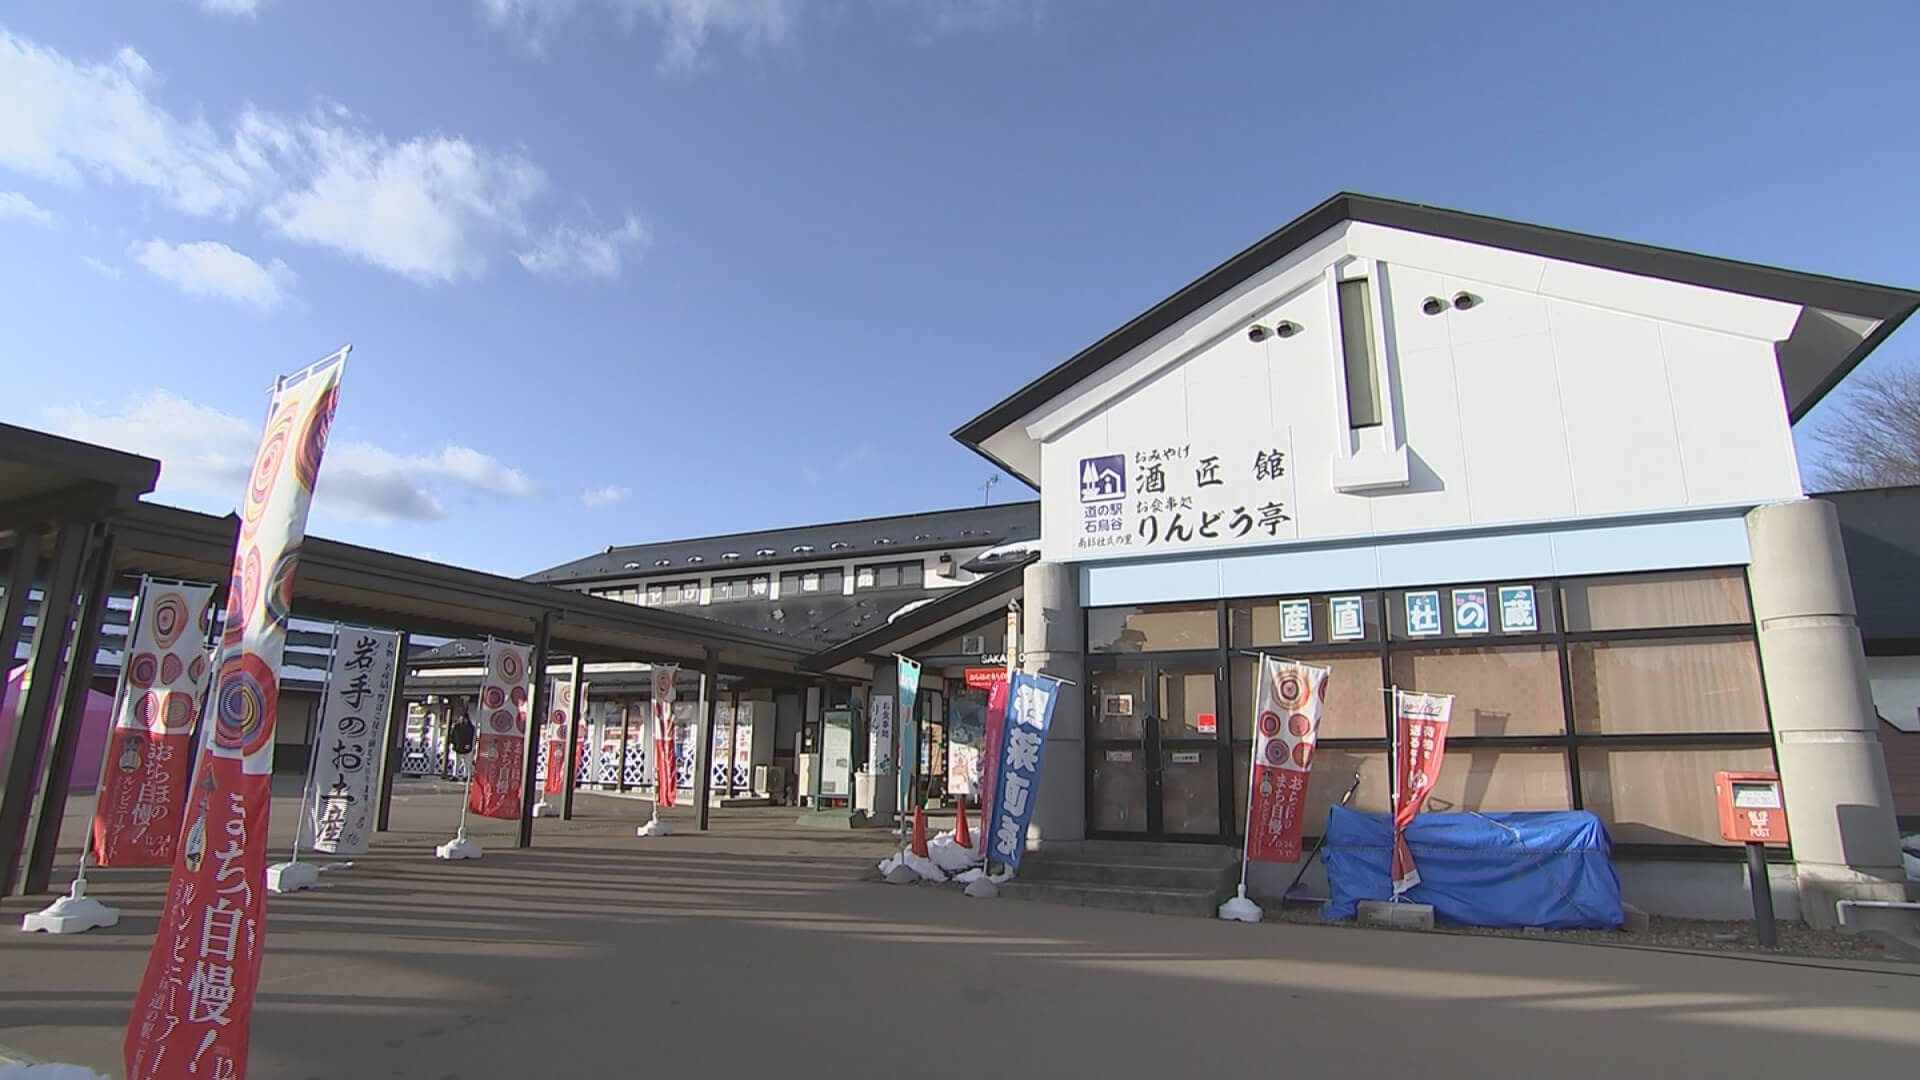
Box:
xmin=301 ymin=626 xmax=400 ymax=854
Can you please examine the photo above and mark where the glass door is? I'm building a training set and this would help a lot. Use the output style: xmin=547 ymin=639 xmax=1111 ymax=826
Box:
xmin=1087 ymin=655 xmax=1226 ymax=840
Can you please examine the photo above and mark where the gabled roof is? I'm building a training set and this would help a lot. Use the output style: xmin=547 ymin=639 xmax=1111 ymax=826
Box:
xmin=527 ymin=501 xmax=1039 ymax=584
xmin=803 ymin=555 xmax=1035 ymax=675
xmin=954 ymin=192 xmax=1920 ymax=480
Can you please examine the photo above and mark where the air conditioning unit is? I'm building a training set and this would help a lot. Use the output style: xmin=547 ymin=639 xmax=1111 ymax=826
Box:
xmin=961 ymin=634 xmax=986 ymax=655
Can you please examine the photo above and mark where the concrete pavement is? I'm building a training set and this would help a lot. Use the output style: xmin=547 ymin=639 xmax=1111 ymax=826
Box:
xmin=2 ymin=783 xmax=1917 ymax=1079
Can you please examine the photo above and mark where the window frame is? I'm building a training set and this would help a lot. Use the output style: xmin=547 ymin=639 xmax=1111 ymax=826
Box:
xmin=1084 ymin=565 xmax=1781 ymax=860
xmin=851 ymin=559 xmax=926 ymax=592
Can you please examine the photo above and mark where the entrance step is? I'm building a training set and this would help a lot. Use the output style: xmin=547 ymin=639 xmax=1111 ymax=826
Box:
xmin=1000 ymin=841 xmax=1239 ymax=917
xmin=997 ymin=880 xmax=1225 ymax=918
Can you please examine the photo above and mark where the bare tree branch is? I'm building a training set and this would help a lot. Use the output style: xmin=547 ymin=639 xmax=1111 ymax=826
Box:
xmin=1807 ymin=366 xmax=1920 ymax=492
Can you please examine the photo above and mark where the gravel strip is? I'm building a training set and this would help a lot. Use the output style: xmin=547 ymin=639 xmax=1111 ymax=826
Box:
xmin=1266 ymin=903 xmax=1902 ymax=963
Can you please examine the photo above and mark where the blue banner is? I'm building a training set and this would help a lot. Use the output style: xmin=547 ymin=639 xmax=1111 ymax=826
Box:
xmin=896 ymin=656 xmax=922 ymax=812
xmin=986 ymin=671 xmax=1061 ymax=871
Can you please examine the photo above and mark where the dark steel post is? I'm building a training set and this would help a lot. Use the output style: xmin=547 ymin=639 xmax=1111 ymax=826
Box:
xmin=562 ymin=655 xmax=584 ymax=820
xmin=616 ymin=699 xmax=631 ymax=792
xmin=24 ymin=526 xmax=117 ymax=893
xmin=0 ymin=523 xmax=88 ymax=898
xmin=1746 ymin=841 xmax=1779 ymax=948
xmin=696 ymin=647 xmax=718 ymax=831
xmin=726 ymin=687 xmax=741 ymax=799
xmin=0 ymin=528 xmax=43 ymax=680
xmin=517 ymin=613 xmax=554 ymax=849
xmin=375 ymin=631 xmax=410 ymax=832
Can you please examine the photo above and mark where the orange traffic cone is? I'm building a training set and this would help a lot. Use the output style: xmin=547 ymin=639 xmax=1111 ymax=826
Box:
xmin=954 ymin=795 xmax=972 ymax=850
xmin=911 ymin=805 xmax=930 ymax=858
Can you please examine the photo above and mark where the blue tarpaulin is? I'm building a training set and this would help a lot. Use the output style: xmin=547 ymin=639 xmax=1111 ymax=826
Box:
xmin=1321 ymin=805 xmax=1624 ymax=930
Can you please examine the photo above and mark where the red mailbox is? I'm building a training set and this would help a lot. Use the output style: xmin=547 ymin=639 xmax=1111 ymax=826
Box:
xmin=1714 ymin=770 xmax=1789 ymax=846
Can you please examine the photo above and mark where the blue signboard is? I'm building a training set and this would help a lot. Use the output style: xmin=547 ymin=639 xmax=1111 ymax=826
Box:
xmin=986 ymin=671 xmax=1062 ymax=871
xmin=896 ymin=655 xmax=922 ymax=812
xmin=1452 ymin=587 xmax=1490 ymax=635
xmin=1498 ymin=585 xmax=1539 ymax=632
xmin=1405 ymin=590 xmax=1443 ymax=637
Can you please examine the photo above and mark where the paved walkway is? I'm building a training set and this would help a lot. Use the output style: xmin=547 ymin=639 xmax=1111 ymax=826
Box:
xmin=3 ymin=784 xmax=1918 ymax=1079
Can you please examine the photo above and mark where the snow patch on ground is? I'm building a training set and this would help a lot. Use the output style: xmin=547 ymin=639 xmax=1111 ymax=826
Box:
xmin=876 ymin=829 xmax=984 ymax=883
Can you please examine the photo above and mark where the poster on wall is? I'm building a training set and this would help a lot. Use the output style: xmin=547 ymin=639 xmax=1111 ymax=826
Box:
xmin=868 ymin=696 xmax=894 ymax=772
xmin=1050 ymin=434 xmax=1300 ymax=562
xmin=468 ymin=639 xmax=532 ymax=820
xmin=91 ymin=579 xmax=218 ymax=868
xmin=1244 ymin=656 xmax=1331 ymax=864
xmin=301 ymin=628 xmax=400 ymax=855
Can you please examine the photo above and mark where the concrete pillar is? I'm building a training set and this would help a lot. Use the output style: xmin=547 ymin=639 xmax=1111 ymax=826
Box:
xmin=1022 ymin=561 xmax=1086 ymax=846
xmin=860 ymin=660 xmax=898 ymax=825
xmin=1746 ymin=499 xmax=1908 ymax=929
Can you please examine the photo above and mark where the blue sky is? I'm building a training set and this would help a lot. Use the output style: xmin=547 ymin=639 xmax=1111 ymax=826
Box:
xmin=2 ymin=0 xmax=1916 ymax=577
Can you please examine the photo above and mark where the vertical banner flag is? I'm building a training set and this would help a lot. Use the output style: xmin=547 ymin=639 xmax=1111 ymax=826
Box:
xmin=896 ymin=656 xmax=922 ymax=813
xmin=1391 ymin=690 xmax=1454 ymax=896
xmin=542 ymin=677 xmax=584 ymax=796
xmin=650 ymin=665 xmax=679 ymax=807
xmin=300 ymin=628 xmax=399 ymax=856
xmin=986 ymin=671 xmax=1062 ymax=872
xmin=1245 ymin=657 xmax=1332 ymax=864
xmin=92 ymin=579 xmax=218 ymax=867
xmin=978 ymin=675 xmax=1012 ymax=827
xmin=468 ymin=640 xmax=532 ymax=820
xmin=126 ymin=347 xmax=346 ymax=1080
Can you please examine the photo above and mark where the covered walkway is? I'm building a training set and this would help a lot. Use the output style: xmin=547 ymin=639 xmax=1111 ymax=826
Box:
xmin=1 ymin=423 xmax=821 ymax=899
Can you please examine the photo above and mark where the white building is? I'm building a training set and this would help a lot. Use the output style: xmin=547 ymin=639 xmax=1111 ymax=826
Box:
xmin=952 ymin=192 xmax=1919 ymax=923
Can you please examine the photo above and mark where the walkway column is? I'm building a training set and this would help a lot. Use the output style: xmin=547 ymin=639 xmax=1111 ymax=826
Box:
xmin=0 ymin=523 xmax=88 ymax=898
xmin=1022 ymin=561 xmax=1086 ymax=846
xmin=562 ymin=655 xmax=585 ymax=820
xmin=24 ymin=524 xmax=116 ymax=893
xmin=374 ymin=631 xmax=410 ymax=832
xmin=517 ymin=612 xmax=553 ymax=849
xmin=1746 ymin=499 xmax=1906 ymax=929
xmin=0 ymin=528 xmax=43 ymax=682
xmin=696 ymin=646 xmax=718 ymax=831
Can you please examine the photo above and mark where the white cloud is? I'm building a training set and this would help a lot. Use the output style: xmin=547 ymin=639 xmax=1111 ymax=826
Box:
xmin=0 ymin=190 xmax=56 ymax=226
xmin=255 ymin=108 xmax=550 ymax=282
xmin=197 ymin=0 xmax=265 ymax=15
xmin=82 ymin=255 xmax=123 ymax=278
xmin=519 ymin=213 xmax=649 ymax=279
xmin=132 ymin=238 xmax=293 ymax=310
xmin=478 ymin=0 xmax=1041 ymax=62
xmin=0 ymin=33 xmax=267 ymax=215
xmin=0 ymin=31 xmax=610 ymax=286
xmin=580 ymin=484 xmax=631 ymax=507
xmin=44 ymin=391 xmax=538 ymax=524
xmin=480 ymin=0 xmax=802 ymax=66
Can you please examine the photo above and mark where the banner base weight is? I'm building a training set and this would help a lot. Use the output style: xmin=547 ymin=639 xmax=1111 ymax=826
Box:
xmin=20 ymin=880 xmax=119 ymax=935
xmin=1218 ymin=885 xmax=1264 ymax=923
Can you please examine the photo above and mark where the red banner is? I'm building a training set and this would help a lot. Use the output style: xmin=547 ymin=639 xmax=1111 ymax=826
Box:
xmin=468 ymin=640 xmax=531 ymax=821
xmin=1390 ymin=689 xmax=1455 ymax=896
xmin=126 ymin=348 xmax=345 ymax=1080
xmin=541 ymin=678 xmax=584 ymax=796
xmin=93 ymin=583 xmax=218 ymax=867
xmin=977 ymin=676 xmax=1011 ymax=819
xmin=650 ymin=665 xmax=678 ymax=808
xmin=1245 ymin=657 xmax=1331 ymax=864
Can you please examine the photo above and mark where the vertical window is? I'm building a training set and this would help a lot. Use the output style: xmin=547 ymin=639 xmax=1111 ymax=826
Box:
xmin=1337 ymin=277 xmax=1383 ymax=429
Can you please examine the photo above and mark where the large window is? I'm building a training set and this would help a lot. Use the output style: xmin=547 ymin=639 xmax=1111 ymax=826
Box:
xmin=645 ymin=579 xmax=701 ymax=606
xmin=853 ymin=560 xmax=924 ymax=591
xmin=1099 ymin=566 xmax=1775 ymax=851
xmin=779 ymin=568 xmax=845 ymax=597
xmin=711 ymin=574 xmax=770 ymax=602
xmin=1337 ymin=276 xmax=1384 ymax=429
xmin=1089 ymin=603 xmax=1219 ymax=653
